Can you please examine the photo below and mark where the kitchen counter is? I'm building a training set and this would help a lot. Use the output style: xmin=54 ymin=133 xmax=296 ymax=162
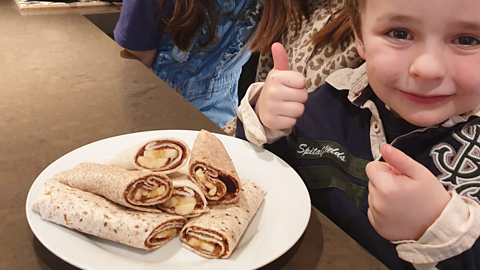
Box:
xmin=0 ymin=0 xmax=387 ymax=269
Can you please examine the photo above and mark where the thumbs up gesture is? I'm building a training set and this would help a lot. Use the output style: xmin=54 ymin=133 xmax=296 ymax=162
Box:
xmin=255 ymin=43 xmax=308 ymax=130
xmin=366 ymin=144 xmax=451 ymax=241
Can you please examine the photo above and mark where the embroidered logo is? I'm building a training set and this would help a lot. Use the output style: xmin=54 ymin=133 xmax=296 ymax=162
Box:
xmin=430 ymin=124 xmax=480 ymax=203
xmin=297 ymin=144 xmax=346 ymax=162
xmin=293 ymin=139 xmax=369 ymax=181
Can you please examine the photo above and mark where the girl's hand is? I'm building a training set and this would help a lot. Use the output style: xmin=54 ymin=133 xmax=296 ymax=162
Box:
xmin=255 ymin=43 xmax=308 ymax=130
xmin=366 ymin=144 xmax=451 ymax=241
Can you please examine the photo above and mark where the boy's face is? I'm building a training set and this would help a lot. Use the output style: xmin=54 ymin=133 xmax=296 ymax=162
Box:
xmin=355 ymin=0 xmax=480 ymax=127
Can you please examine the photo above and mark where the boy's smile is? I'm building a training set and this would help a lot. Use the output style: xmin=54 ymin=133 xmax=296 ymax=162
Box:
xmin=398 ymin=90 xmax=453 ymax=105
xmin=355 ymin=0 xmax=480 ymax=127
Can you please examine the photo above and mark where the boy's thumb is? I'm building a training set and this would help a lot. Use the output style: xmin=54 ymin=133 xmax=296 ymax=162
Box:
xmin=381 ymin=144 xmax=425 ymax=179
xmin=272 ymin=42 xmax=290 ymax=71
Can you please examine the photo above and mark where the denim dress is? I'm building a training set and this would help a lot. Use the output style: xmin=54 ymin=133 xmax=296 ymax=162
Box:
xmin=154 ymin=0 xmax=261 ymax=127
xmin=115 ymin=0 xmax=262 ymax=127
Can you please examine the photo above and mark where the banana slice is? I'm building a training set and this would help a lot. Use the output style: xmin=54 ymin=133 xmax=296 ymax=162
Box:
xmin=144 ymin=149 xmax=178 ymax=159
xmin=134 ymin=186 xmax=166 ymax=200
xmin=195 ymin=169 xmax=217 ymax=196
xmin=188 ymin=238 xmax=215 ymax=253
xmin=174 ymin=197 xmax=197 ymax=215
xmin=162 ymin=196 xmax=197 ymax=215
xmin=179 ymin=196 xmax=197 ymax=205
xmin=195 ymin=169 xmax=206 ymax=181
xmin=175 ymin=202 xmax=196 ymax=215
xmin=162 ymin=196 xmax=179 ymax=207
xmin=154 ymin=229 xmax=178 ymax=239
xmin=137 ymin=156 xmax=169 ymax=169
xmin=134 ymin=188 xmax=143 ymax=201
xmin=146 ymin=186 xmax=166 ymax=198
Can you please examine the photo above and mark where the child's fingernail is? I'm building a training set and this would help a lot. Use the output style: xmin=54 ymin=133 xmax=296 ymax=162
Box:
xmin=384 ymin=144 xmax=392 ymax=155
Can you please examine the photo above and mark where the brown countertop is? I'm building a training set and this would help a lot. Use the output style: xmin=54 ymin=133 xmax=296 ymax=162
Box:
xmin=0 ymin=0 xmax=387 ymax=269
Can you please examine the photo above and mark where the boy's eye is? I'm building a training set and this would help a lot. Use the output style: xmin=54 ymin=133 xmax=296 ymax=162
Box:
xmin=454 ymin=36 xmax=480 ymax=46
xmin=386 ymin=29 xmax=412 ymax=40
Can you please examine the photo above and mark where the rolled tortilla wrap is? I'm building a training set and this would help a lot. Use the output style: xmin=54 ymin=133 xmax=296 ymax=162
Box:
xmin=180 ymin=178 xmax=265 ymax=259
xmin=53 ymin=162 xmax=173 ymax=212
xmin=32 ymin=180 xmax=187 ymax=250
xmin=158 ymin=173 xmax=209 ymax=218
xmin=189 ymin=130 xmax=240 ymax=204
xmin=105 ymin=138 xmax=190 ymax=174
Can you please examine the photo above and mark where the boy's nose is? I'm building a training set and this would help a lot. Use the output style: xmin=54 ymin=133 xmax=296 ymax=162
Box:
xmin=409 ymin=52 xmax=447 ymax=81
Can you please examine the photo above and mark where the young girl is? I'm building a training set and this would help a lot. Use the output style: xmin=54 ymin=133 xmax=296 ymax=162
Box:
xmin=237 ymin=0 xmax=480 ymax=269
xmin=114 ymin=0 xmax=262 ymax=127
xmin=222 ymin=0 xmax=364 ymax=136
xmin=250 ymin=0 xmax=362 ymax=92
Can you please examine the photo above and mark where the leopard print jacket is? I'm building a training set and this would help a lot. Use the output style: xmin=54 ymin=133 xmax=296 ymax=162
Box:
xmin=256 ymin=0 xmax=363 ymax=90
xmin=222 ymin=0 xmax=364 ymax=136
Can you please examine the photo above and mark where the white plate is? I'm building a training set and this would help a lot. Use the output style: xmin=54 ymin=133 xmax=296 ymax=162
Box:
xmin=26 ymin=130 xmax=311 ymax=270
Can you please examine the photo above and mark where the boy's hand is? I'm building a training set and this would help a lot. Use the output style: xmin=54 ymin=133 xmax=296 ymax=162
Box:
xmin=366 ymin=144 xmax=451 ymax=241
xmin=255 ymin=43 xmax=308 ymax=130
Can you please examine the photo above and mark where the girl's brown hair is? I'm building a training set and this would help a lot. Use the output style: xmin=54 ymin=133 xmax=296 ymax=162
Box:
xmin=159 ymin=0 xmax=217 ymax=51
xmin=159 ymin=0 xmax=363 ymax=53
xmin=250 ymin=0 xmax=363 ymax=53
xmin=159 ymin=0 xmax=261 ymax=52
xmin=313 ymin=0 xmax=363 ymax=48
xmin=249 ymin=0 xmax=310 ymax=53
xmin=160 ymin=0 xmax=310 ymax=53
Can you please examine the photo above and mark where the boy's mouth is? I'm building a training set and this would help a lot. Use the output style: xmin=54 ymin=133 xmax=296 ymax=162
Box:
xmin=399 ymin=90 xmax=453 ymax=105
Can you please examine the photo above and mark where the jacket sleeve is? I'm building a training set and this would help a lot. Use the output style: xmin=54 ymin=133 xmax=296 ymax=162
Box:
xmin=236 ymin=82 xmax=291 ymax=146
xmin=394 ymin=191 xmax=480 ymax=270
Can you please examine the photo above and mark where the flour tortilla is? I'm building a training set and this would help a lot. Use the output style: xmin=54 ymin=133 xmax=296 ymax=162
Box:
xmin=180 ymin=178 xmax=265 ymax=259
xmin=32 ymin=180 xmax=187 ymax=250
xmin=189 ymin=130 xmax=241 ymax=204
xmin=157 ymin=172 xmax=209 ymax=218
xmin=105 ymin=138 xmax=190 ymax=174
xmin=53 ymin=162 xmax=173 ymax=212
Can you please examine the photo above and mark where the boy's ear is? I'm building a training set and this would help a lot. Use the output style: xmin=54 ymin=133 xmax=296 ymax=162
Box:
xmin=354 ymin=30 xmax=366 ymax=60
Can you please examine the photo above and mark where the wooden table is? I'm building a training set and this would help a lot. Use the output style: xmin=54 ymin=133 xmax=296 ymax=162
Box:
xmin=0 ymin=1 xmax=387 ymax=269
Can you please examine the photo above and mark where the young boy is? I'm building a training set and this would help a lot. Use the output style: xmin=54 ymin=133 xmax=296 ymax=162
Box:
xmin=236 ymin=0 xmax=480 ymax=269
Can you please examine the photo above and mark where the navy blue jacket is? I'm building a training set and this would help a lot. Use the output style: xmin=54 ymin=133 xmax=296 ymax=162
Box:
xmin=236 ymin=83 xmax=480 ymax=270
